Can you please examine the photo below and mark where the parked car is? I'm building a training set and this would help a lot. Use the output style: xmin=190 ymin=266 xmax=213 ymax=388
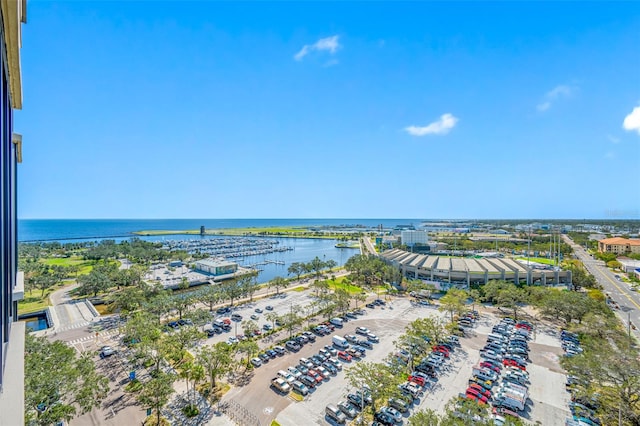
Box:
xmin=356 ymin=326 xmax=370 ymax=335
xmin=326 ymin=404 xmax=347 ymax=424
xmin=338 ymin=351 xmax=352 ymax=362
xmin=327 ymin=358 xmax=343 ymax=370
xmin=291 ymin=380 xmax=309 ymax=396
xmin=298 ymin=374 xmax=316 ymax=389
xmin=337 ymin=400 xmax=358 ymax=418
xmin=388 ymin=397 xmax=410 ymax=413
xmin=380 ymin=406 xmax=403 ymax=424
xmin=345 ymin=334 xmax=359 ymax=343
xmin=367 ymin=333 xmax=380 ymax=342
xmin=250 ymin=357 xmax=262 ymax=367
xmin=358 ymin=339 xmax=373 ymax=349
xmin=285 ymin=340 xmax=301 ymax=351
xmin=271 ymin=377 xmax=290 ymax=393
xmin=231 ymin=313 xmax=242 ymax=321
xmin=265 ymin=305 xmax=274 ymax=310
xmin=347 ymin=393 xmax=368 ymax=408
xmin=287 ymin=366 xmax=302 ymax=379
xmin=255 ymin=308 xmax=263 ymax=313
xmin=259 ymin=353 xmax=270 ymax=363
xmin=374 ymin=410 xmax=396 ymax=426
xmin=273 ymin=345 xmax=286 ymax=355
xmin=99 ymin=346 xmax=115 ymax=358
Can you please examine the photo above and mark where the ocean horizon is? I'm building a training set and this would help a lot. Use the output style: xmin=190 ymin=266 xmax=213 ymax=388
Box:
xmin=18 ymin=218 xmax=424 ymax=242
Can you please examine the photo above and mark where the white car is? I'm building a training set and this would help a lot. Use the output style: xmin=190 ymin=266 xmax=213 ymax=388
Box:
xmin=366 ymin=333 xmax=379 ymax=342
xmin=227 ymin=336 xmax=239 ymax=345
xmin=287 ymin=366 xmax=302 ymax=379
xmin=356 ymin=326 xmax=370 ymax=335
xmin=250 ymin=357 xmax=262 ymax=367
xmin=316 ymin=366 xmax=331 ymax=378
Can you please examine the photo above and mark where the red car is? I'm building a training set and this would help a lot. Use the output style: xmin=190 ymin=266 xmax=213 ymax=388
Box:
xmin=503 ymin=359 xmax=526 ymax=371
xmin=465 ymin=389 xmax=488 ymax=404
xmin=480 ymin=361 xmax=501 ymax=373
xmin=307 ymin=369 xmax=323 ymax=383
xmin=468 ymin=384 xmax=491 ymax=398
xmin=408 ymin=375 xmax=426 ymax=387
xmin=432 ymin=346 xmax=450 ymax=358
xmin=337 ymin=351 xmax=352 ymax=362
xmin=515 ymin=323 xmax=532 ymax=330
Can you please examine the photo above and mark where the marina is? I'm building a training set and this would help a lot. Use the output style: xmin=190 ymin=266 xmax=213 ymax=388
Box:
xmin=160 ymin=237 xmax=294 ymax=258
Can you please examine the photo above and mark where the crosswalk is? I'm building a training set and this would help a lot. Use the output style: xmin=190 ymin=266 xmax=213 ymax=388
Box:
xmin=56 ymin=321 xmax=91 ymax=333
xmin=66 ymin=329 xmax=119 ymax=346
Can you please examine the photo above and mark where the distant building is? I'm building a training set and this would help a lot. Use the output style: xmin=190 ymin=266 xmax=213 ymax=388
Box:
xmin=195 ymin=258 xmax=238 ymax=276
xmin=401 ymin=230 xmax=429 ymax=246
xmin=168 ymin=261 xmax=183 ymax=267
xmin=598 ymin=237 xmax=640 ymax=255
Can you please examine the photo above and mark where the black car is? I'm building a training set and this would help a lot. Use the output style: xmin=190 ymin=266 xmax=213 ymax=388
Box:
xmin=347 ymin=393 xmax=367 ymax=408
xmin=345 ymin=312 xmax=357 ymax=319
xmin=366 ymin=303 xmax=376 ymax=309
xmin=258 ymin=353 xmax=270 ymax=363
xmin=374 ymin=411 xmax=395 ymax=426
xmin=205 ymin=329 xmax=217 ymax=337
xmin=298 ymin=374 xmax=316 ymax=388
xmin=217 ymin=306 xmax=231 ymax=314
xmin=266 ymin=349 xmax=277 ymax=358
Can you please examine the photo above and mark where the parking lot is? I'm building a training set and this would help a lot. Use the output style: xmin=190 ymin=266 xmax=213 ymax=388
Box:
xmin=210 ymin=290 xmax=572 ymax=425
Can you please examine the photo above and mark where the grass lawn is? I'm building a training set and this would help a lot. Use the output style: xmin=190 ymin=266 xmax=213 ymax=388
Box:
xmin=41 ymin=256 xmax=96 ymax=275
xmin=18 ymin=280 xmax=70 ymax=314
xmin=326 ymin=277 xmax=363 ymax=295
xmin=18 ymin=289 xmax=52 ymax=314
xmin=515 ymin=257 xmax=556 ymax=266
xmin=291 ymin=286 xmax=306 ymax=292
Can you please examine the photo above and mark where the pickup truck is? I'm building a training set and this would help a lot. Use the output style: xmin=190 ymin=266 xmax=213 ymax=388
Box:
xmin=271 ymin=377 xmax=291 ymax=393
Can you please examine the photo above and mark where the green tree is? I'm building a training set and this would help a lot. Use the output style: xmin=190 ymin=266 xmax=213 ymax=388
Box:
xmin=180 ymin=361 xmax=205 ymax=409
xmin=25 ymin=334 xmax=109 ymax=425
xmin=439 ymin=288 xmax=467 ymax=322
xmin=196 ymin=343 xmax=233 ymax=399
xmin=197 ymin=284 xmax=222 ymax=312
xmin=137 ymin=371 xmax=175 ymax=426
xmin=345 ymin=361 xmax=403 ymax=416
xmin=269 ymin=276 xmax=288 ymax=295
xmin=287 ymin=262 xmax=306 ymax=281
xmin=236 ymin=339 xmax=259 ymax=368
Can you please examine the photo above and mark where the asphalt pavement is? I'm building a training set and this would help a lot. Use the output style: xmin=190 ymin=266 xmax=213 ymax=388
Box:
xmin=562 ymin=235 xmax=640 ymax=340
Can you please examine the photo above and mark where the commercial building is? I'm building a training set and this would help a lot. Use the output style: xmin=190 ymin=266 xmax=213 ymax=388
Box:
xmin=598 ymin=237 xmax=640 ymax=255
xmin=0 ymin=1 xmax=27 ymax=424
xmin=195 ymin=258 xmax=239 ymax=276
xmin=380 ymin=248 xmax=572 ymax=288
xmin=617 ymin=258 xmax=640 ymax=274
xmin=401 ymin=230 xmax=428 ymax=246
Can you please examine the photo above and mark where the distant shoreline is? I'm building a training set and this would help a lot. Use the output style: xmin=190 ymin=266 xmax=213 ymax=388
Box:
xmin=133 ymin=226 xmax=361 ymax=240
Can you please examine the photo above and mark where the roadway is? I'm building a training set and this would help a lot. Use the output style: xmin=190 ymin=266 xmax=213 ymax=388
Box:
xmin=562 ymin=235 xmax=640 ymax=340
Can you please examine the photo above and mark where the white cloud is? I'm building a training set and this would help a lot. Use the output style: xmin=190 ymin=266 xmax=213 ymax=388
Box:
xmin=294 ymin=35 xmax=340 ymax=61
xmin=404 ymin=113 xmax=459 ymax=136
xmin=537 ymin=84 xmax=575 ymax=112
xmin=536 ymin=102 xmax=551 ymax=112
xmin=623 ymin=106 xmax=640 ymax=135
xmin=607 ymin=134 xmax=620 ymax=144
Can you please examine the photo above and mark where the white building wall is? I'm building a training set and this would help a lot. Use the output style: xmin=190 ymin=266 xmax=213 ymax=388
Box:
xmin=401 ymin=230 xmax=429 ymax=246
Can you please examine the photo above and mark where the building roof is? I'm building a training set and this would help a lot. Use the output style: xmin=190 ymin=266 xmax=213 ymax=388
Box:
xmin=599 ymin=237 xmax=640 ymax=246
xmin=196 ymin=258 xmax=237 ymax=267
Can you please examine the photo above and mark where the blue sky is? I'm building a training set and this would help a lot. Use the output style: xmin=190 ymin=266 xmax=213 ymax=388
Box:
xmin=16 ymin=1 xmax=640 ymax=219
